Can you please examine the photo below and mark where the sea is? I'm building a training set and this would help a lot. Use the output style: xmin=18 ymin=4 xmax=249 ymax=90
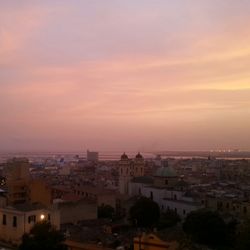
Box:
xmin=0 ymin=150 xmax=250 ymax=163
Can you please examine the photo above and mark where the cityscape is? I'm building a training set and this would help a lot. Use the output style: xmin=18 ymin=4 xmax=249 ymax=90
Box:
xmin=1 ymin=1 xmax=250 ymax=250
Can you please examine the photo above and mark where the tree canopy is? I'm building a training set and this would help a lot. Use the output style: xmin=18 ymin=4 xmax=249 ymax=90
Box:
xmin=19 ymin=221 xmax=66 ymax=250
xmin=158 ymin=209 xmax=181 ymax=229
xmin=183 ymin=209 xmax=228 ymax=248
xmin=129 ymin=197 xmax=160 ymax=228
xmin=235 ymin=219 xmax=250 ymax=250
xmin=98 ymin=204 xmax=115 ymax=219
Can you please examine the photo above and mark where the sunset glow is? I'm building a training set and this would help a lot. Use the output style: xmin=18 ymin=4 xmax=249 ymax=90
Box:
xmin=1 ymin=1 xmax=250 ymax=151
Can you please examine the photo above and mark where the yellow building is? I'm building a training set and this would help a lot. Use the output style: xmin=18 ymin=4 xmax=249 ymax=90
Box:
xmin=0 ymin=203 xmax=60 ymax=245
xmin=65 ymin=240 xmax=113 ymax=250
xmin=134 ymin=233 xmax=178 ymax=250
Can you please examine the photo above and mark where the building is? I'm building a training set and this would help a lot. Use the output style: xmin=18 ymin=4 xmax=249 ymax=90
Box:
xmin=87 ymin=150 xmax=99 ymax=162
xmin=0 ymin=203 xmax=60 ymax=245
xmin=119 ymin=153 xmax=145 ymax=195
xmin=134 ymin=233 xmax=178 ymax=250
xmin=3 ymin=158 xmax=30 ymax=205
xmin=53 ymin=199 xmax=97 ymax=224
xmin=65 ymin=240 xmax=113 ymax=250
xmin=73 ymin=185 xmax=117 ymax=208
xmin=29 ymin=179 xmax=53 ymax=207
xmin=129 ymin=163 xmax=203 ymax=218
xmin=205 ymin=193 xmax=250 ymax=219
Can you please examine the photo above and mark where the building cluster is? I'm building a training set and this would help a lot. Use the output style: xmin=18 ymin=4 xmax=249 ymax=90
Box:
xmin=0 ymin=152 xmax=250 ymax=249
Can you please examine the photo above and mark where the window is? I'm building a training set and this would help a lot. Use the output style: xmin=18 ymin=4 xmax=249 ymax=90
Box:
xmin=28 ymin=215 xmax=36 ymax=224
xmin=244 ymin=207 xmax=247 ymax=214
xmin=165 ymin=180 xmax=168 ymax=185
xmin=13 ymin=216 xmax=17 ymax=227
xmin=2 ymin=214 xmax=6 ymax=225
xmin=150 ymin=191 xmax=153 ymax=200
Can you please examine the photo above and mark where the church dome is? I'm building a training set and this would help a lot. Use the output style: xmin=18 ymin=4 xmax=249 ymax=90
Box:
xmin=154 ymin=166 xmax=177 ymax=177
xmin=121 ymin=153 xmax=129 ymax=160
xmin=135 ymin=152 xmax=143 ymax=159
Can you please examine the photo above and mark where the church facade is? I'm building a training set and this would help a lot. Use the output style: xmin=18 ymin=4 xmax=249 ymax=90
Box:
xmin=118 ymin=153 xmax=145 ymax=195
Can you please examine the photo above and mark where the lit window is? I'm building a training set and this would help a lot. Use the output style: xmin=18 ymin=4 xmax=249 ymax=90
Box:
xmin=28 ymin=215 xmax=36 ymax=224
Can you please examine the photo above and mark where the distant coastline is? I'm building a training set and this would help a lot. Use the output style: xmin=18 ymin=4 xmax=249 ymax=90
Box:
xmin=1 ymin=150 xmax=250 ymax=162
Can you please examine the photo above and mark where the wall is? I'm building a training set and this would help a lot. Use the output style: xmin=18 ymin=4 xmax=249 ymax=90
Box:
xmin=65 ymin=240 xmax=112 ymax=250
xmin=0 ymin=207 xmax=60 ymax=245
xmin=134 ymin=233 xmax=178 ymax=250
xmin=29 ymin=180 xmax=52 ymax=207
xmin=54 ymin=200 xmax=97 ymax=224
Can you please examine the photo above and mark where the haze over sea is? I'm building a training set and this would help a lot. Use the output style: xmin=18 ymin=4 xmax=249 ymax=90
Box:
xmin=1 ymin=150 xmax=250 ymax=163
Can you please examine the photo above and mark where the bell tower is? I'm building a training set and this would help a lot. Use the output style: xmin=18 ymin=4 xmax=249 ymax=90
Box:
xmin=118 ymin=153 xmax=131 ymax=194
xmin=118 ymin=153 xmax=145 ymax=195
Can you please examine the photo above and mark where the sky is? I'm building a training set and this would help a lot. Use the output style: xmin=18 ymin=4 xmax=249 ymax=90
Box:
xmin=0 ymin=0 xmax=250 ymax=152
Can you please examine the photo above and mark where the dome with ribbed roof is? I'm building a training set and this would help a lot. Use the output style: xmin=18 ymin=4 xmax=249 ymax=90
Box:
xmin=154 ymin=166 xmax=177 ymax=177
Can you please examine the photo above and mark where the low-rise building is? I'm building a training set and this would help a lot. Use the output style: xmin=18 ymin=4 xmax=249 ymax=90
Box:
xmin=0 ymin=203 xmax=60 ymax=245
xmin=134 ymin=233 xmax=178 ymax=250
xmin=65 ymin=240 xmax=113 ymax=250
xmin=53 ymin=199 xmax=97 ymax=224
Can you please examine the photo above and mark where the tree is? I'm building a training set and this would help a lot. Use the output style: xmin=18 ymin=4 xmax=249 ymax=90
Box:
xmin=129 ymin=197 xmax=160 ymax=228
xmin=19 ymin=221 xmax=66 ymax=250
xmin=98 ymin=204 xmax=115 ymax=219
xmin=158 ymin=209 xmax=181 ymax=229
xmin=235 ymin=219 xmax=250 ymax=250
xmin=183 ymin=209 xmax=228 ymax=248
xmin=177 ymin=235 xmax=201 ymax=250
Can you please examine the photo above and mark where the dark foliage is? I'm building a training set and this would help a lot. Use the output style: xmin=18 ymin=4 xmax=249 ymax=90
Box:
xmin=235 ymin=219 xmax=250 ymax=250
xmin=129 ymin=197 xmax=160 ymax=228
xmin=98 ymin=204 xmax=115 ymax=219
xmin=183 ymin=209 xmax=228 ymax=248
xmin=158 ymin=209 xmax=181 ymax=229
xmin=18 ymin=221 xmax=66 ymax=250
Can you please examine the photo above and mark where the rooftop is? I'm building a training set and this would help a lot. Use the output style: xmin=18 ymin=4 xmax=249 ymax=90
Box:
xmin=6 ymin=202 xmax=46 ymax=212
xmin=131 ymin=176 xmax=153 ymax=184
xmin=154 ymin=166 xmax=177 ymax=178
